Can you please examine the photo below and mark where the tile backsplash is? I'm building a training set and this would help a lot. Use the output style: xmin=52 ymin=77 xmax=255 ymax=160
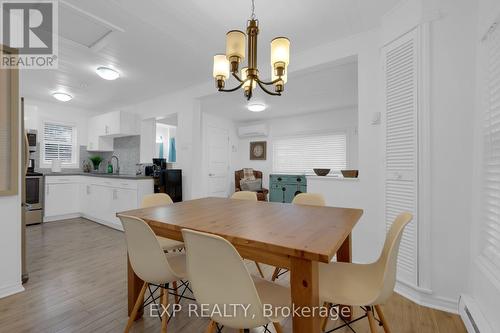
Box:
xmin=35 ymin=135 xmax=141 ymax=175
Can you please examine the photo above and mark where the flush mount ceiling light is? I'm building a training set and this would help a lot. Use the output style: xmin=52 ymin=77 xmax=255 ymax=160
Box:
xmin=95 ymin=66 xmax=120 ymax=80
xmin=213 ymin=0 xmax=290 ymax=101
xmin=247 ymin=102 xmax=266 ymax=112
xmin=52 ymin=92 xmax=73 ymax=102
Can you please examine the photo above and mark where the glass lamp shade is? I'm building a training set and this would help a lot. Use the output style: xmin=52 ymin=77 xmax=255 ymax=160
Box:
xmin=271 ymin=37 xmax=290 ymax=67
xmin=226 ymin=30 xmax=246 ymax=60
xmin=213 ymin=54 xmax=230 ymax=79
xmin=241 ymin=67 xmax=257 ymax=89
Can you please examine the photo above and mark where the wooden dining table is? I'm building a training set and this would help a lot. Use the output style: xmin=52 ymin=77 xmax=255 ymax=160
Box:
xmin=119 ymin=197 xmax=363 ymax=333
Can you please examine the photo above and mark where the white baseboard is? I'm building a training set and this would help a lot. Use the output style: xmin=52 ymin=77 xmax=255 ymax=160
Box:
xmin=395 ymin=280 xmax=459 ymax=314
xmin=43 ymin=213 xmax=81 ymax=222
xmin=0 ymin=283 xmax=24 ymax=299
xmin=459 ymin=294 xmax=493 ymax=333
xmin=81 ymin=214 xmax=123 ymax=231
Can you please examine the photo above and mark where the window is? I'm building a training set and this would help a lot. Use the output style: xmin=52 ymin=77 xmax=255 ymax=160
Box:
xmin=272 ymin=132 xmax=347 ymax=174
xmin=42 ymin=121 xmax=77 ymax=167
xmin=480 ymin=23 xmax=500 ymax=280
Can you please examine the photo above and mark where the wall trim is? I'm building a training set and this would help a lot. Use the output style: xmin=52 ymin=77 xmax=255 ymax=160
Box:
xmin=0 ymin=283 xmax=24 ymax=299
xmin=45 ymin=213 xmax=123 ymax=231
xmin=43 ymin=213 xmax=81 ymax=222
xmin=459 ymin=294 xmax=494 ymax=333
xmin=395 ymin=281 xmax=459 ymax=314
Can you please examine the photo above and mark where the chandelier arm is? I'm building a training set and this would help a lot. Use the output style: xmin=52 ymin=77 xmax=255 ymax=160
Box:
xmin=218 ymin=81 xmax=246 ymax=92
xmin=232 ymin=72 xmax=244 ymax=83
xmin=257 ymin=77 xmax=283 ymax=86
xmin=256 ymin=80 xmax=282 ymax=96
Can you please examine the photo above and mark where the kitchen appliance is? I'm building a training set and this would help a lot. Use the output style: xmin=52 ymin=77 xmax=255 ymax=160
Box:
xmin=27 ymin=158 xmax=35 ymax=173
xmin=152 ymin=158 xmax=167 ymax=169
xmin=24 ymin=172 xmax=44 ymax=225
xmin=26 ymin=130 xmax=37 ymax=152
xmin=160 ymin=169 xmax=182 ymax=202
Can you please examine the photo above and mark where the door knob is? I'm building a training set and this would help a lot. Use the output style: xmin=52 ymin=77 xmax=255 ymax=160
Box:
xmin=209 ymin=173 xmax=214 ymax=177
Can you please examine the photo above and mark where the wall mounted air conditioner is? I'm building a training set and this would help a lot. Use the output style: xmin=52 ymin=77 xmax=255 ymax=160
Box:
xmin=237 ymin=123 xmax=268 ymax=138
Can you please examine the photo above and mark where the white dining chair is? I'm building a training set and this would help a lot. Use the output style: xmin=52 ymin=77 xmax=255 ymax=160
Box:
xmin=271 ymin=192 xmax=327 ymax=281
xmin=319 ymin=212 xmax=413 ymax=333
xmin=142 ymin=193 xmax=185 ymax=252
xmin=119 ymin=214 xmax=187 ymax=333
xmin=182 ymin=228 xmax=290 ymax=333
xmin=230 ymin=191 xmax=265 ymax=279
xmin=231 ymin=191 xmax=258 ymax=201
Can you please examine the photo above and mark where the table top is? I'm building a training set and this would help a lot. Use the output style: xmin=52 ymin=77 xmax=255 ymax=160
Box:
xmin=119 ymin=197 xmax=363 ymax=263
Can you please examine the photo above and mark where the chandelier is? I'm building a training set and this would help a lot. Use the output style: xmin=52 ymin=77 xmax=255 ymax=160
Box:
xmin=212 ymin=0 xmax=290 ymax=100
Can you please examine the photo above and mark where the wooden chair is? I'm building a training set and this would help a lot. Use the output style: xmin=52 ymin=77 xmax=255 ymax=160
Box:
xmin=319 ymin=212 xmax=413 ymax=333
xmin=182 ymin=228 xmax=289 ymax=333
xmin=234 ymin=169 xmax=268 ymax=201
xmin=230 ymin=191 xmax=265 ymax=279
xmin=272 ymin=193 xmax=326 ymax=281
xmin=142 ymin=193 xmax=184 ymax=252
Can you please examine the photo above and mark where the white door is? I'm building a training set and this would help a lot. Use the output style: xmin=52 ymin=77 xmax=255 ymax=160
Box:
xmin=207 ymin=125 xmax=229 ymax=197
xmin=383 ymin=28 xmax=419 ymax=286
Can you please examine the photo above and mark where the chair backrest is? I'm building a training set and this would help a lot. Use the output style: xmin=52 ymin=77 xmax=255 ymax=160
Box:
xmin=182 ymin=229 xmax=270 ymax=329
xmin=292 ymin=193 xmax=326 ymax=206
xmin=235 ymin=169 xmax=263 ymax=191
xmin=372 ymin=212 xmax=413 ymax=304
xmin=141 ymin=193 xmax=173 ymax=208
xmin=231 ymin=191 xmax=258 ymax=201
xmin=119 ymin=215 xmax=179 ymax=284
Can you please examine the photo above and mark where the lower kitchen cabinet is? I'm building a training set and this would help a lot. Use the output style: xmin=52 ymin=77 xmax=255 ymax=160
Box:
xmin=45 ymin=175 xmax=153 ymax=230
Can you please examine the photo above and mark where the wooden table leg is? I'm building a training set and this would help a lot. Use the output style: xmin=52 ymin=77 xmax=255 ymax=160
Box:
xmin=336 ymin=234 xmax=352 ymax=320
xmin=290 ymin=257 xmax=320 ymax=333
xmin=128 ymin=255 xmax=145 ymax=320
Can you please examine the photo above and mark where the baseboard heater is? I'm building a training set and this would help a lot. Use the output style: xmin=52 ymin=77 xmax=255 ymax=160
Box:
xmin=459 ymin=295 xmax=493 ymax=333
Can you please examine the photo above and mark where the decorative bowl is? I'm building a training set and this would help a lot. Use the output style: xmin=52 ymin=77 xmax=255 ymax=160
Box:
xmin=341 ymin=169 xmax=359 ymax=178
xmin=313 ymin=168 xmax=331 ymax=176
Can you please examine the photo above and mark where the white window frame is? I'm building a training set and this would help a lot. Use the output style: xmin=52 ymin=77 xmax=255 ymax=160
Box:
xmin=40 ymin=120 xmax=78 ymax=169
xmin=272 ymin=130 xmax=350 ymax=175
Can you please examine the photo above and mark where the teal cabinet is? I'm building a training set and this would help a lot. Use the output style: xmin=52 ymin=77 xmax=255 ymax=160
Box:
xmin=269 ymin=174 xmax=307 ymax=203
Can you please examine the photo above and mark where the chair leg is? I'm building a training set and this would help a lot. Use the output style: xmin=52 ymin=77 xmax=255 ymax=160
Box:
xmin=124 ymin=282 xmax=148 ymax=333
xmin=375 ymin=305 xmax=391 ymax=333
xmin=367 ymin=306 xmax=378 ymax=333
xmin=161 ymin=286 xmax=169 ymax=333
xmin=271 ymin=267 xmax=281 ymax=281
xmin=272 ymin=322 xmax=284 ymax=333
xmin=255 ymin=261 xmax=265 ymax=278
xmin=205 ymin=320 xmax=217 ymax=333
xmin=172 ymin=281 xmax=180 ymax=304
xmin=320 ymin=302 xmax=331 ymax=332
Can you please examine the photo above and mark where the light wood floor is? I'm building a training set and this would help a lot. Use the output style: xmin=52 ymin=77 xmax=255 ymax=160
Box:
xmin=0 ymin=218 xmax=466 ymax=332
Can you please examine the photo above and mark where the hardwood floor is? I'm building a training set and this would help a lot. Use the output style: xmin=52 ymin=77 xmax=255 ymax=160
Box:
xmin=0 ymin=218 xmax=466 ymax=332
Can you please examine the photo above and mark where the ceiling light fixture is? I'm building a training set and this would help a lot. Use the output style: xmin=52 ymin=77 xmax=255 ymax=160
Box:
xmin=95 ymin=66 xmax=120 ymax=80
xmin=52 ymin=92 xmax=73 ymax=102
xmin=247 ymin=103 xmax=266 ymax=112
xmin=213 ymin=0 xmax=290 ymax=101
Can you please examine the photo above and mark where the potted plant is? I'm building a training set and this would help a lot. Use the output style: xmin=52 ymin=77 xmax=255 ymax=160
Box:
xmin=89 ymin=156 xmax=103 ymax=172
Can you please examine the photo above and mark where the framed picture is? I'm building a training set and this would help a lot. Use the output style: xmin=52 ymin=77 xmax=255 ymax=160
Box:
xmin=250 ymin=141 xmax=267 ymax=160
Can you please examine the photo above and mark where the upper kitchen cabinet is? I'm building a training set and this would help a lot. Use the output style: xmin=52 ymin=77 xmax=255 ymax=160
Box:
xmin=87 ymin=111 xmax=139 ymax=151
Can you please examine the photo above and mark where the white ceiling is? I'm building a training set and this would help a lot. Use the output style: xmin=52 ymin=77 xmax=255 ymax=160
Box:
xmin=200 ymin=57 xmax=358 ymax=121
xmin=20 ymin=0 xmax=399 ymax=111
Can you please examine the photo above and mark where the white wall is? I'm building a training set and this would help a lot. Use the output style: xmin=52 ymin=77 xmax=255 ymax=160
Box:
xmin=234 ymin=108 xmax=358 ymax=189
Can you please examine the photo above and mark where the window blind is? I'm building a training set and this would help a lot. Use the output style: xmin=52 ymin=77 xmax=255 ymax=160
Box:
xmin=43 ymin=122 xmax=75 ymax=164
xmin=272 ymin=132 xmax=347 ymax=174
xmin=481 ymin=23 xmax=500 ymax=279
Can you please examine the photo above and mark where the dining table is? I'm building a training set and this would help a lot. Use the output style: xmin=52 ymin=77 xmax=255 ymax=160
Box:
xmin=118 ymin=197 xmax=363 ymax=333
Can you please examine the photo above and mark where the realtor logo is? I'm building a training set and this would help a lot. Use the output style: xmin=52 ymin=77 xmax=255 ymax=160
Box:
xmin=1 ymin=0 xmax=58 ymax=68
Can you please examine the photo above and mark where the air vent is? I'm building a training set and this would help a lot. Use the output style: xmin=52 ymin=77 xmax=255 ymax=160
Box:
xmin=59 ymin=2 xmax=123 ymax=49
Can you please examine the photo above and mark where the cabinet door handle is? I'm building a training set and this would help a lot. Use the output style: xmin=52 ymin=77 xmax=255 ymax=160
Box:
xmin=46 ymin=185 xmax=49 ymax=195
xmin=86 ymin=185 xmax=90 ymax=195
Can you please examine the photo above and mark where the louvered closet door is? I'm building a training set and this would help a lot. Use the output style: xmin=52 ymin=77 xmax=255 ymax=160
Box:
xmin=383 ymin=28 xmax=419 ymax=286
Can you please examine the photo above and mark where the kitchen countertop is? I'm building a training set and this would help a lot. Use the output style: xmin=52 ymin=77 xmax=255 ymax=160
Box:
xmin=43 ymin=172 xmax=153 ymax=180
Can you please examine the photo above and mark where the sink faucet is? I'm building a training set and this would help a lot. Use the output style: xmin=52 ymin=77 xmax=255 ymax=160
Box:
xmin=111 ymin=155 xmax=120 ymax=174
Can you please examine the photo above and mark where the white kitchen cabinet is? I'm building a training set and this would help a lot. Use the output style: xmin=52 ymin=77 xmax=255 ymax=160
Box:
xmin=45 ymin=175 xmax=153 ymax=230
xmin=45 ymin=177 xmax=80 ymax=219
xmin=87 ymin=117 xmax=113 ymax=152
